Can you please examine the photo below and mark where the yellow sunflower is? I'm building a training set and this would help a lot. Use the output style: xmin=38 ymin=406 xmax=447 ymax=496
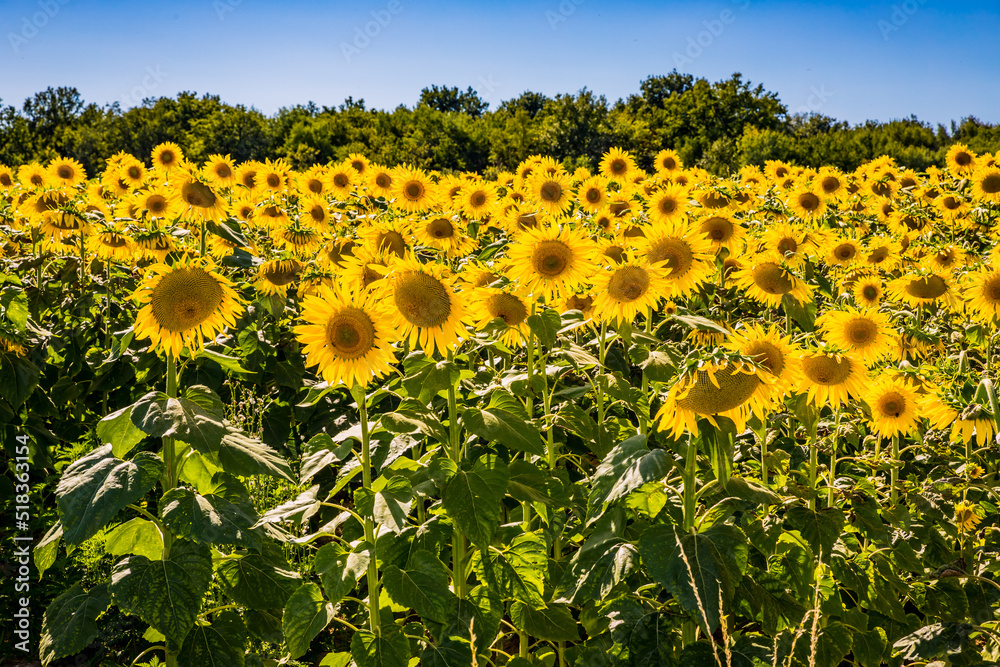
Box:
xmin=255 ymin=258 xmax=303 ymax=297
xmin=90 ymin=227 xmax=136 ymax=262
xmin=132 ymin=258 xmax=242 ymax=359
xmin=151 ymin=142 xmax=184 ymax=172
xmin=591 ymin=258 xmax=670 ymax=325
xmin=203 ymin=154 xmax=236 ymax=188
xmin=327 ymin=163 xmax=356 ymax=199
xmin=318 ymin=237 xmax=357 ymax=269
xmin=863 ymin=236 xmax=901 ymax=270
xmin=964 ymin=268 xmax=1000 ymax=323
xmin=816 ymin=307 xmax=896 ymax=366
xmin=795 ymin=350 xmax=868 ymax=408
xmin=853 ymin=276 xmax=884 ymax=308
xmin=825 ymin=235 xmax=863 ymax=268
xmin=638 ymin=221 xmax=715 ymax=299
xmin=18 ymin=163 xmax=49 ymax=189
xmin=599 ymin=148 xmax=636 ymax=182
xmin=505 ymin=223 xmax=598 ymax=302
xmin=467 ymin=287 xmax=531 ymax=347
xmin=171 ymin=176 xmax=227 ymax=222
xmin=458 ymin=181 xmax=498 ymax=219
xmin=653 ymin=149 xmax=683 ymax=178
xmin=731 ymin=257 xmax=812 ymax=307
xmin=47 ymin=157 xmax=86 ymax=187
xmin=530 ymin=171 xmax=574 ymax=215
xmin=271 ymin=223 xmax=323 ymax=258
xmin=759 ymin=222 xmax=813 ymax=268
xmin=134 ymin=229 xmax=175 ymax=262
xmin=864 ymin=376 xmax=921 ymax=439
xmin=235 ymin=162 xmax=260 ymax=190
xmin=297 ymin=166 xmax=329 ymax=197
xmin=655 ymin=354 xmax=774 ymax=438
xmin=346 ymin=153 xmax=371 ymax=177
xmin=414 ymin=214 xmax=478 ymax=258
xmin=887 ymin=271 xmax=960 ymax=309
xmin=341 ymin=248 xmax=391 ymax=295
xmin=696 ymin=213 xmax=744 ymax=253
xmin=946 ymin=143 xmax=977 ymax=174
xmin=647 ymin=184 xmax=689 ymax=225
xmin=971 ymin=167 xmax=1000 ymax=203
xmin=382 ymin=257 xmax=468 ymax=356
xmin=922 ymin=392 xmax=997 ymax=449
xmin=294 ymin=287 xmax=397 ymax=388
xmin=258 ymin=159 xmax=290 ymax=194
xmin=359 ymin=219 xmax=411 ymax=258
xmin=392 ymin=167 xmax=437 ymax=213
xmin=575 ymin=175 xmax=609 ymax=213
xmin=725 ymin=323 xmax=802 ymax=399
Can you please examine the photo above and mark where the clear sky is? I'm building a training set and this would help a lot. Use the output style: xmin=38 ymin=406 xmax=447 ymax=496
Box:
xmin=2 ymin=0 xmax=998 ymax=127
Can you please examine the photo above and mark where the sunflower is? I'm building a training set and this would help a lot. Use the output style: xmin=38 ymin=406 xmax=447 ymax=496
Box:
xmin=203 ymin=155 xmax=236 ymax=188
xmin=327 ymin=163 xmax=356 ymax=199
xmin=964 ymin=268 xmax=1000 ymax=323
xmin=255 ymin=258 xmax=303 ymax=297
xmin=759 ymin=222 xmax=813 ymax=268
xmin=235 ymin=162 xmax=260 ymax=190
xmin=392 ymin=167 xmax=437 ymax=213
xmin=252 ymin=202 xmax=289 ymax=229
xmin=459 ymin=262 xmax=500 ymax=289
xmin=41 ymin=211 xmax=90 ymax=241
xmin=647 ymin=184 xmax=689 ymax=225
xmin=864 ymin=375 xmax=921 ymax=439
xmin=132 ymin=258 xmax=242 ymax=359
xmin=825 ymin=235 xmax=862 ymax=268
xmin=294 ymin=287 xmax=397 ymax=388
xmin=935 ymin=193 xmax=968 ymax=220
xmin=598 ymin=239 xmax=627 ymax=264
xmin=359 ymin=219 xmax=411 ymax=258
xmin=134 ymin=186 xmax=177 ymax=220
xmin=796 ymin=350 xmax=868 ymax=408
xmin=816 ymin=308 xmax=896 ymax=366
xmin=971 ymin=167 xmax=1000 ymax=203
xmin=134 ymin=229 xmax=176 ymax=262
xmin=952 ymin=501 xmax=983 ymax=534
xmin=887 ymin=271 xmax=959 ymax=308
xmin=341 ymin=248 xmax=391 ymax=294
xmin=414 ymin=214 xmax=478 ymax=258
xmin=653 ymin=149 xmax=683 ymax=177
xmin=297 ymin=166 xmax=328 ymax=197
xmin=46 ymin=157 xmax=86 ymax=188
xmin=815 ymin=168 xmax=846 ymax=200
xmin=591 ymin=258 xmax=670 ymax=325
xmin=725 ymin=323 xmax=802 ymax=399
xmin=367 ymin=165 xmax=395 ymax=199
xmin=272 ymin=223 xmax=323 ymax=258
xmin=530 ymin=171 xmax=573 ymax=215
xmin=505 ymin=223 xmax=598 ymax=302
xmin=459 ymin=181 xmax=498 ymax=219
xmin=19 ymin=163 xmax=50 ymax=189
xmin=346 ymin=153 xmax=371 ymax=177
xmin=172 ymin=176 xmax=227 ymax=222
xmin=298 ymin=195 xmax=331 ymax=229
xmin=788 ymin=186 xmax=826 ymax=219
xmin=562 ymin=292 xmax=596 ymax=321
xmin=922 ymin=392 xmax=997 ymax=448
xmin=575 ymin=175 xmax=609 ymax=213
xmin=695 ymin=213 xmax=744 ymax=253
xmin=90 ymin=227 xmax=136 ymax=262
xmin=853 ymin=276 xmax=884 ymax=308
xmin=151 ymin=142 xmax=184 ymax=172
xmin=318 ymin=237 xmax=357 ymax=269
xmin=599 ymin=148 xmax=636 ymax=182
xmin=638 ymin=221 xmax=715 ymax=299
xmin=0 ymin=165 xmax=16 ymax=190
xmin=731 ymin=257 xmax=812 ymax=307
xmin=655 ymin=353 xmax=774 ymax=438
xmin=863 ymin=236 xmax=900 ymax=270
xmin=467 ymin=287 xmax=531 ymax=347
xmin=946 ymin=143 xmax=977 ymax=174
xmin=117 ymin=158 xmax=147 ymax=189
xmin=382 ymin=257 xmax=468 ymax=356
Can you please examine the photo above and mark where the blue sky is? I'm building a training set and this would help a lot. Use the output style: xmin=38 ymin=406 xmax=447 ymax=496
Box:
xmin=2 ymin=0 xmax=998 ymax=127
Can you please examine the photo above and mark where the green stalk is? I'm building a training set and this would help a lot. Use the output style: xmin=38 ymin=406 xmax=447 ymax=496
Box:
xmin=200 ymin=219 xmax=207 ymax=258
xmin=640 ymin=308 xmax=653 ymax=436
xmin=808 ymin=418 xmax=819 ymax=512
xmin=351 ymin=384 xmax=382 ymax=634
xmin=163 ymin=354 xmax=178 ymax=667
xmin=446 ymin=351 xmax=468 ymax=599
xmin=683 ymin=435 xmax=698 ymax=532
xmin=828 ymin=409 xmax=841 ymax=507
xmin=596 ymin=319 xmax=608 ymax=426
xmin=890 ymin=434 xmax=900 ymax=506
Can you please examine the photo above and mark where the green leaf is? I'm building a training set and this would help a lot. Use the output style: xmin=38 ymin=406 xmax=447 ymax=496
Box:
xmin=212 ymin=427 xmax=295 ymax=482
xmin=402 ymin=358 xmax=460 ymax=404
xmin=217 ymin=550 xmax=301 ymax=610
xmin=97 ymin=404 xmax=146 ymax=458
xmin=55 ymin=445 xmax=163 ymax=545
xmin=350 ymin=629 xmax=409 ymax=667
xmin=853 ymin=627 xmax=888 ymax=667
xmin=507 ymin=460 xmax=569 ymax=506
xmin=355 ymin=476 xmax=412 ymax=534
xmin=34 ymin=522 xmax=62 ymax=579
xmin=178 ymin=611 xmax=248 ymax=667
xmin=104 ymin=518 xmax=163 ymax=560
xmin=786 ymin=507 xmax=844 ymax=560
xmin=382 ymin=549 xmax=455 ymax=623
xmin=475 ymin=532 xmax=547 ymax=608
xmin=314 ymin=542 xmax=371 ymax=606
xmin=38 ymin=582 xmax=110 ymax=666
xmin=198 ymin=349 xmax=250 ymax=375
xmin=206 ymin=217 xmax=248 ymax=246
xmin=441 ymin=455 xmax=508 ymax=549
xmin=110 ymin=539 xmax=213 ymax=645
xmin=161 ymin=487 xmax=261 ymax=548
xmin=554 ymin=540 xmax=638 ymax=604
xmin=462 ymin=390 xmax=545 ymax=456
xmin=381 ymin=399 xmax=449 ymax=445
xmin=589 ymin=435 xmax=671 ymax=514
xmin=300 ymin=430 xmax=355 ymax=483
xmin=782 ymin=292 xmax=816 ymax=332
xmin=639 ymin=526 xmax=733 ymax=634
xmin=0 ymin=354 xmax=39 ymax=409
xmin=794 ymin=621 xmax=853 ymax=667
xmin=527 ymin=308 xmax=560 ymax=349
xmin=130 ymin=391 xmax=227 ymax=451
xmin=2 ymin=288 xmax=29 ymax=332
xmin=509 ymin=601 xmax=579 ymax=641
xmin=319 ymin=653 xmax=353 ymax=667
xmin=625 ymin=612 xmax=674 ymax=666
xmin=283 ymin=582 xmax=335 ymax=660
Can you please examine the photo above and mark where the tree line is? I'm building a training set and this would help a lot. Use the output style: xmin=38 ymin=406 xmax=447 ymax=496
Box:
xmin=2 ymin=71 xmax=998 ymax=177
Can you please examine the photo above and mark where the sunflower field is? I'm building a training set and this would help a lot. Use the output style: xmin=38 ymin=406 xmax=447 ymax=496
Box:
xmin=3 ymin=143 xmax=1000 ymax=667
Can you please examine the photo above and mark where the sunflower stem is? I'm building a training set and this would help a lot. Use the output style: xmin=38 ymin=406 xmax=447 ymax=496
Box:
xmin=200 ymin=219 xmax=207 ymax=257
xmin=446 ymin=350 xmax=468 ymax=599
xmin=683 ymin=434 xmax=698 ymax=532
xmin=351 ymin=383 xmax=382 ymax=634
xmin=808 ymin=418 xmax=819 ymax=512
xmin=162 ymin=354 xmax=178 ymax=667
xmin=890 ymin=434 xmax=900 ymax=506
xmin=597 ymin=319 xmax=608 ymax=428
xmin=640 ymin=307 xmax=653 ymax=436
xmin=828 ymin=408 xmax=841 ymax=507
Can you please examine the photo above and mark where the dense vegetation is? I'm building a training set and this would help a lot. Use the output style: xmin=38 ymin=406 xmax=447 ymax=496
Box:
xmin=3 ymin=71 xmax=1000 ymax=178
